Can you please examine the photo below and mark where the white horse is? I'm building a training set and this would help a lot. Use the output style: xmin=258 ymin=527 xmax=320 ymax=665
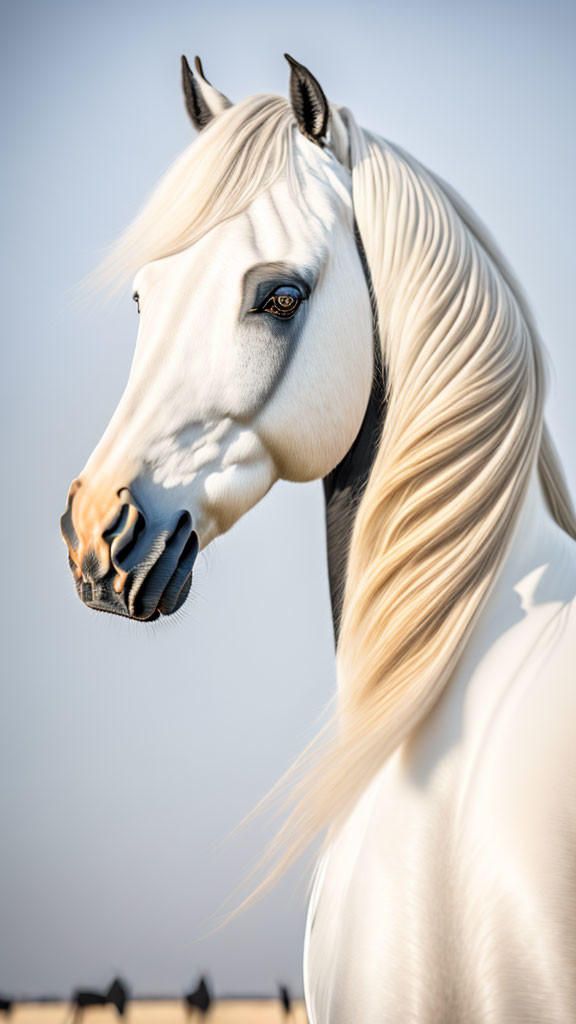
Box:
xmin=61 ymin=56 xmax=576 ymax=1023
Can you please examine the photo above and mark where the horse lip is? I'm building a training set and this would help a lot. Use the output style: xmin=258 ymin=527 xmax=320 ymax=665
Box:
xmin=74 ymin=582 xmax=161 ymax=622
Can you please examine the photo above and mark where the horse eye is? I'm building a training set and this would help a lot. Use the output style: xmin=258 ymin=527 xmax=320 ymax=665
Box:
xmin=261 ymin=285 xmax=302 ymax=319
xmin=132 ymin=292 xmax=140 ymax=313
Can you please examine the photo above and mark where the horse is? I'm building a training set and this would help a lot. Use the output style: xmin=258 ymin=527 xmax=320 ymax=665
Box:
xmin=69 ymin=977 xmax=128 ymax=1019
xmin=61 ymin=54 xmax=576 ymax=1023
xmin=184 ymin=976 xmax=211 ymax=1017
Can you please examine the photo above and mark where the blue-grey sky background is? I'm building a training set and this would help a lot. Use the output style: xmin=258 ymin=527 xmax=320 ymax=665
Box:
xmin=1 ymin=0 xmax=575 ymax=1000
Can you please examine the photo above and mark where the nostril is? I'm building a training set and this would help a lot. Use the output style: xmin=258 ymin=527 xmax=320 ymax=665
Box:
xmin=179 ymin=529 xmax=198 ymax=566
xmin=102 ymin=503 xmax=130 ymax=542
xmin=113 ymin=510 xmax=146 ymax=568
xmin=176 ymin=510 xmax=192 ymax=532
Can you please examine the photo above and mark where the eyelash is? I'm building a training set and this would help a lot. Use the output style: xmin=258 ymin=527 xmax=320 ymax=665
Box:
xmin=132 ymin=292 xmax=140 ymax=313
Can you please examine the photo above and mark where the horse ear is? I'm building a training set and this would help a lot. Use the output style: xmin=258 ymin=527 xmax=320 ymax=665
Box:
xmin=181 ymin=55 xmax=232 ymax=131
xmin=284 ymin=54 xmax=330 ymax=144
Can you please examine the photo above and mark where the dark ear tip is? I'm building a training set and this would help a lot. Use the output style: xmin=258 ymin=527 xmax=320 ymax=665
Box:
xmin=181 ymin=54 xmax=192 ymax=74
xmin=284 ymin=54 xmax=313 ymax=80
xmin=284 ymin=53 xmax=329 ymax=144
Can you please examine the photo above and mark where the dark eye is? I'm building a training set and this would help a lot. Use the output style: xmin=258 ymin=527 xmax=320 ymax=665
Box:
xmin=132 ymin=291 xmax=140 ymax=313
xmin=260 ymin=285 xmax=303 ymax=319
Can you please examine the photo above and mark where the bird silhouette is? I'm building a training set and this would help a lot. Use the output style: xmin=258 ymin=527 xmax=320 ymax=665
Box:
xmin=184 ymin=975 xmax=212 ymax=1016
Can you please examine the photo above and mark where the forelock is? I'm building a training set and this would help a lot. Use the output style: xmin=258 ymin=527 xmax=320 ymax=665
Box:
xmin=97 ymin=94 xmax=298 ymax=291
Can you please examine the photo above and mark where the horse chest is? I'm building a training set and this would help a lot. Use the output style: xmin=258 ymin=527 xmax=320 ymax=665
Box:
xmin=304 ymin=596 xmax=576 ymax=1023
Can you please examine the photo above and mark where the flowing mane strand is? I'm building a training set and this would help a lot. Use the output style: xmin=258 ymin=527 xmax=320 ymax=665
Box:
xmin=96 ymin=94 xmax=296 ymax=288
xmin=248 ymin=109 xmax=576 ymax=898
xmin=337 ymin=118 xmax=547 ymax=763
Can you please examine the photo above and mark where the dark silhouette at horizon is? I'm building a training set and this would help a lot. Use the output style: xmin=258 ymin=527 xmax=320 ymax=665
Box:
xmin=70 ymin=977 xmax=129 ymax=1019
xmin=278 ymin=983 xmax=292 ymax=1015
xmin=184 ymin=975 xmax=211 ymax=1016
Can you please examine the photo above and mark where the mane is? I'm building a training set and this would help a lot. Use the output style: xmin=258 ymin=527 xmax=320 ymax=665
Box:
xmin=96 ymin=93 xmax=296 ymax=288
xmin=335 ymin=114 xmax=576 ymax=789
xmin=247 ymin=108 xmax=576 ymax=899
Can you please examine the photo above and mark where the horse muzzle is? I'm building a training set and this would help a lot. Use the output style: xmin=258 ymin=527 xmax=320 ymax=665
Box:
xmin=61 ymin=482 xmax=198 ymax=621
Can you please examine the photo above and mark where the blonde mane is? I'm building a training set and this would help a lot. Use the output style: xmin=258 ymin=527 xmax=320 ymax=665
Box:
xmin=97 ymin=94 xmax=296 ymax=287
xmin=98 ymin=97 xmax=576 ymax=893
xmin=336 ymin=113 xmax=576 ymax=792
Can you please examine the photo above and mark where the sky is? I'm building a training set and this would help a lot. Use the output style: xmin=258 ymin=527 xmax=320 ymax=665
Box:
xmin=1 ymin=0 xmax=575 ymax=1000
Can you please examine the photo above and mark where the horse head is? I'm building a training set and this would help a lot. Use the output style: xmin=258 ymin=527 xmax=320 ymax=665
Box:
xmin=61 ymin=56 xmax=374 ymax=622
